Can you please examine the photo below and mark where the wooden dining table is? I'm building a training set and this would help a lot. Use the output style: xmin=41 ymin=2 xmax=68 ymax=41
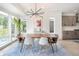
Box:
xmin=20 ymin=33 xmax=58 ymax=52
xmin=30 ymin=33 xmax=58 ymax=38
xmin=30 ymin=33 xmax=58 ymax=52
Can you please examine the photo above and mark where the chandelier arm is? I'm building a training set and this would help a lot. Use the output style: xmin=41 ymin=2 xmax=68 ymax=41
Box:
xmin=31 ymin=9 xmax=34 ymax=13
xmin=37 ymin=12 xmax=45 ymax=14
xmin=36 ymin=8 xmax=42 ymax=13
xmin=25 ymin=12 xmax=32 ymax=15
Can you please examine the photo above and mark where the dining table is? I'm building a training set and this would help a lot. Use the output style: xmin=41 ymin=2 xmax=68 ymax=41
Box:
xmin=30 ymin=33 xmax=58 ymax=52
xmin=30 ymin=33 xmax=58 ymax=38
xmin=20 ymin=33 xmax=58 ymax=52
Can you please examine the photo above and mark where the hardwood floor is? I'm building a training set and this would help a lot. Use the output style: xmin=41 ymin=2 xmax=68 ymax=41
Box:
xmin=61 ymin=40 xmax=79 ymax=56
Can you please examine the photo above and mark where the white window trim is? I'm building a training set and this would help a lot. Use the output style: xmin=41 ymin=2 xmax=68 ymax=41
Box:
xmin=49 ymin=17 xmax=55 ymax=34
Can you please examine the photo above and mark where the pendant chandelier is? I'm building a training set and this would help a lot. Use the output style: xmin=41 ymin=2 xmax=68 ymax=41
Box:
xmin=25 ymin=3 xmax=45 ymax=17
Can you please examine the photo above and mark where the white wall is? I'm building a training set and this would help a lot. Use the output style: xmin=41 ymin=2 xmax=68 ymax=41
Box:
xmin=42 ymin=11 xmax=62 ymax=40
xmin=54 ymin=12 xmax=62 ymax=40
xmin=27 ymin=18 xmax=34 ymax=34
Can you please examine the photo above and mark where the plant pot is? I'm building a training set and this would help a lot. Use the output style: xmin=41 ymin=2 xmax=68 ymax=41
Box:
xmin=17 ymin=34 xmax=25 ymax=43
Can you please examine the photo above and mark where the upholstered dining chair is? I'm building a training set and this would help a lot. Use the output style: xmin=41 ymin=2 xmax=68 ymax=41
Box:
xmin=24 ymin=34 xmax=33 ymax=49
xmin=48 ymin=34 xmax=58 ymax=52
xmin=52 ymin=34 xmax=58 ymax=51
xmin=39 ymin=37 xmax=49 ymax=50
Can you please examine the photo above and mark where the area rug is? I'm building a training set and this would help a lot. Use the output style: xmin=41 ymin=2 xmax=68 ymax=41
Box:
xmin=2 ymin=42 xmax=71 ymax=56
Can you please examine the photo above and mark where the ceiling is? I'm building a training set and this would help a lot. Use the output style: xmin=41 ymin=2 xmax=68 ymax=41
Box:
xmin=0 ymin=3 xmax=79 ymax=18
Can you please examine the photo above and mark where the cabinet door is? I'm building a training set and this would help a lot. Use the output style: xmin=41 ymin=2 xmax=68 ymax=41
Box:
xmin=62 ymin=16 xmax=65 ymax=26
xmin=62 ymin=16 xmax=68 ymax=26
xmin=62 ymin=16 xmax=76 ymax=26
xmin=62 ymin=16 xmax=70 ymax=26
xmin=72 ymin=16 xmax=76 ymax=26
xmin=63 ymin=31 xmax=71 ymax=39
xmin=63 ymin=31 xmax=74 ymax=39
xmin=74 ymin=31 xmax=79 ymax=38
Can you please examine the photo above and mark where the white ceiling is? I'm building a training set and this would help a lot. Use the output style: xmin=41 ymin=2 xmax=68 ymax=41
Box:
xmin=0 ymin=3 xmax=79 ymax=17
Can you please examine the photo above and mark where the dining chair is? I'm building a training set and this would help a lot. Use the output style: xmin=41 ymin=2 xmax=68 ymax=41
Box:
xmin=48 ymin=34 xmax=58 ymax=52
xmin=24 ymin=34 xmax=33 ymax=50
xmin=39 ymin=37 xmax=49 ymax=51
xmin=52 ymin=34 xmax=58 ymax=52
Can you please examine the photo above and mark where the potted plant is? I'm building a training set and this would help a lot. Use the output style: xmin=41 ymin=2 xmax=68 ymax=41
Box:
xmin=13 ymin=17 xmax=25 ymax=43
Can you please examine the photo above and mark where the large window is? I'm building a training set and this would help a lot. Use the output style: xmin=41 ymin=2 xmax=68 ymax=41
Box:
xmin=0 ymin=15 xmax=10 ymax=46
xmin=0 ymin=14 xmax=27 ymax=47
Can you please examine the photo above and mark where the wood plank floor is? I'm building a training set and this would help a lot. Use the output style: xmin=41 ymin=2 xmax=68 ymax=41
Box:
xmin=61 ymin=40 xmax=79 ymax=56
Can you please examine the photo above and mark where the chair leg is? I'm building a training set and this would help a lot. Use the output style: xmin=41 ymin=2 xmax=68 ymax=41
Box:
xmin=50 ymin=44 xmax=54 ymax=53
xmin=53 ymin=43 xmax=57 ymax=52
xmin=55 ymin=43 xmax=57 ymax=52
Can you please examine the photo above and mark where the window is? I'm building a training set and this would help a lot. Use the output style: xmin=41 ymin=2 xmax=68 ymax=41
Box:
xmin=0 ymin=15 xmax=27 ymax=47
xmin=11 ymin=21 xmax=16 ymax=37
xmin=49 ymin=18 xmax=55 ymax=33
xmin=0 ymin=15 xmax=10 ymax=46
xmin=21 ymin=20 xmax=27 ymax=33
